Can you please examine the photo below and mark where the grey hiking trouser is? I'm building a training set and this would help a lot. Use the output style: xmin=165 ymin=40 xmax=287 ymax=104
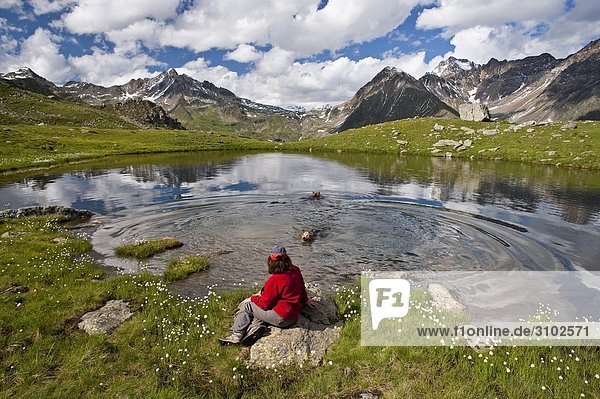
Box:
xmin=232 ymin=301 xmax=295 ymax=334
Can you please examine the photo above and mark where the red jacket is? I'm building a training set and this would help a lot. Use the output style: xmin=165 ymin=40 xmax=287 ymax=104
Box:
xmin=251 ymin=265 xmax=308 ymax=320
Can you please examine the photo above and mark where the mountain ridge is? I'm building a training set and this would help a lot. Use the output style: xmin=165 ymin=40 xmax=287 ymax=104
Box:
xmin=333 ymin=66 xmax=458 ymax=131
xmin=1 ymin=38 xmax=599 ymax=134
xmin=0 ymin=72 xmax=184 ymax=130
xmin=420 ymin=39 xmax=600 ymax=122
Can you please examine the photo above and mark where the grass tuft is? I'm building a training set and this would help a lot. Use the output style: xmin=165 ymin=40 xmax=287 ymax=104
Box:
xmin=164 ymin=255 xmax=209 ymax=282
xmin=114 ymin=238 xmax=183 ymax=259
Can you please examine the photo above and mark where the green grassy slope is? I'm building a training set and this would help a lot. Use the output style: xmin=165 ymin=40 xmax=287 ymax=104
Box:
xmin=0 ymin=82 xmax=136 ymax=129
xmin=287 ymin=118 xmax=600 ymax=169
xmin=0 ymin=124 xmax=276 ymax=171
xmin=169 ymin=103 xmax=306 ymax=141
xmin=1 ymin=117 xmax=599 ymax=173
xmin=0 ymin=81 xmax=308 ymax=140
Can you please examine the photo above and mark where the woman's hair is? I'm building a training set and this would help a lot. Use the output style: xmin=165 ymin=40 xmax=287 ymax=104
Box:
xmin=267 ymin=254 xmax=292 ymax=274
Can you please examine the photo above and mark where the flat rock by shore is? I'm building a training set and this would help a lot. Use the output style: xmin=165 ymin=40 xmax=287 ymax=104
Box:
xmin=78 ymin=300 xmax=134 ymax=334
xmin=0 ymin=205 xmax=93 ymax=221
xmin=246 ymin=284 xmax=343 ymax=368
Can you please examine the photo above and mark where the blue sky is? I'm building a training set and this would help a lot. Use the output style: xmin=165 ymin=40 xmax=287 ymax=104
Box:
xmin=1 ymin=0 xmax=599 ymax=108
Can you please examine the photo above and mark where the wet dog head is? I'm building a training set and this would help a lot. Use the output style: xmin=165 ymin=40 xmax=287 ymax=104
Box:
xmin=301 ymin=230 xmax=315 ymax=243
xmin=311 ymin=191 xmax=321 ymax=199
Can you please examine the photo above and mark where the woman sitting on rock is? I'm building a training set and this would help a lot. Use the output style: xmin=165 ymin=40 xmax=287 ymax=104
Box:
xmin=219 ymin=245 xmax=317 ymax=345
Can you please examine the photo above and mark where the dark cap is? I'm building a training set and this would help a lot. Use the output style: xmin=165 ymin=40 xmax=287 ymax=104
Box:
xmin=270 ymin=245 xmax=286 ymax=255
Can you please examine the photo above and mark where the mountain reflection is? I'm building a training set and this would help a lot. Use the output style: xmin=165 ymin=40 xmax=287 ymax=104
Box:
xmin=319 ymin=153 xmax=600 ymax=226
xmin=0 ymin=152 xmax=599 ymax=226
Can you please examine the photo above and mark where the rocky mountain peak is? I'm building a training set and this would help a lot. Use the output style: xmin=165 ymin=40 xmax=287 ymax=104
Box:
xmin=335 ymin=66 xmax=458 ymax=132
xmin=368 ymin=66 xmax=418 ymax=87
xmin=564 ymin=38 xmax=600 ymax=64
xmin=432 ymin=57 xmax=478 ymax=78
xmin=349 ymin=67 xmax=418 ymax=105
xmin=379 ymin=66 xmax=400 ymax=75
xmin=1 ymin=67 xmax=43 ymax=81
xmin=420 ymin=39 xmax=600 ymax=122
xmin=579 ymin=38 xmax=600 ymax=53
xmin=377 ymin=66 xmax=412 ymax=79
xmin=15 ymin=67 xmax=36 ymax=77
xmin=0 ymin=67 xmax=61 ymax=98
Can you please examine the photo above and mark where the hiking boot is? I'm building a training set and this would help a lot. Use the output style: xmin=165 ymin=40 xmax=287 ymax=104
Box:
xmin=218 ymin=332 xmax=244 ymax=345
xmin=241 ymin=325 xmax=267 ymax=346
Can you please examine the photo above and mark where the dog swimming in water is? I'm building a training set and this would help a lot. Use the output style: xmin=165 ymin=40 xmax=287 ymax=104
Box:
xmin=301 ymin=230 xmax=315 ymax=243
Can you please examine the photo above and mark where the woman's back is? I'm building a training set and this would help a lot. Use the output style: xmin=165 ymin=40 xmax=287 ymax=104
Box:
xmin=253 ymin=264 xmax=307 ymax=320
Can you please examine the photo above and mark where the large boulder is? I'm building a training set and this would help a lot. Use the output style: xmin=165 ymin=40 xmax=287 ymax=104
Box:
xmin=561 ymin=122 xmax=577 ymax=130
xmin=78 ymin=300 xmax=134 ymax=334
xmin=433 ymin=139 xmax=461 ymax=147
xmin=480 ymin=128 xmax=499 ymax=136
xmin=459 ymin=103 xmax=490 ymax=122
xmin=301 ymin=284 xmax=339 ymax=324
xmin=247 ymin=284 xmax=343 ymax=368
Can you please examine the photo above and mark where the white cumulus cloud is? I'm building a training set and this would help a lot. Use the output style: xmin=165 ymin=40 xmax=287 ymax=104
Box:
xmin=447 ymin=25 xmax=549 ymax=63
xmin=179 ymin=50 xmax=441 ymax=108
xmin=0 ymin=0 xmax=21 ymax=10
xmin=29 ymin=0 xmax=76 ymax=15
xmin=416 ymin=0 xmax=565 ymax=31
xmin=64 ymin=0 xmax=423 ymax=56
xmin=224 ymin=44 xmax=263 ymax=63
xmin=419 ymin=0 xmax=600 ymax=64
xmin=266 ymin=0 xmax=423 ymax=55
xmin=0 ymin=34 xmax=17 ymax=52
xmin=0 ymin=27 xmax=71 ymax=82
xmin=178 ymin=57 xmax=239 ymax=88
xmin=61 ymin=0 xmax=179 ymax=34
xmin=68 ymin=48 xmax=166 ymax=86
